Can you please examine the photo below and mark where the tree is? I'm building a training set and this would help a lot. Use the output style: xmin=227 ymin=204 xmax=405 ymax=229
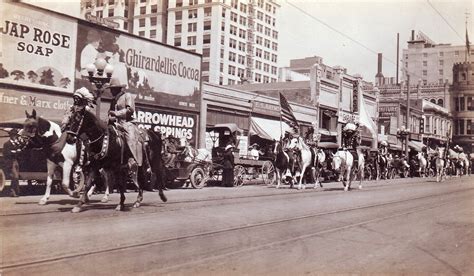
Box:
xmin=39 ymin=69 xmax=55 ymax=86
xmin=59 ymin=77 xmax=71 ymax=88
xmin=10 ymin=70 xmax=25 ymax=81
xmin=27 ymin=70 xmax=38 ymax=83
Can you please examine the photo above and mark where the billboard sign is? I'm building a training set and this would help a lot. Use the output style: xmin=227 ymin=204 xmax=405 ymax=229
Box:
xmin=0 ymin=2 xmax=77 ymax=93
xmin=75 ymin=23 xmax=201 ymax=112
xmin=135 ymin=106 xmax=198 ymax=146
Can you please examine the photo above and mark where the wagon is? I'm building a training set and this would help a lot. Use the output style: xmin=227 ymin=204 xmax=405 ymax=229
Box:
xmin=199 ymin=123 xmax=275 ymax=188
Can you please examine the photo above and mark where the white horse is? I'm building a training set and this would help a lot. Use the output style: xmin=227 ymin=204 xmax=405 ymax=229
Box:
xmin=434 ymin=147 xmax=446 ymax=182
xmin=331 ymin=149 xmax=354 ymax=191
xmin=459 ymin=152 xmax=470 ymax=176
xmin=288 ymin=136 xmax=314 ymax=190
xmin=353 ymin=148 xmax=365 ymax=189
xmin=311 ymin=147 xmax=326 ymax=189
xmin=416 ymin=152 xmax=428 ymax=177
xmin=21 ymin=110 xmax=109 ymax=205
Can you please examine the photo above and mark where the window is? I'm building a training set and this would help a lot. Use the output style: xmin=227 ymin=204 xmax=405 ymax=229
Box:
xmin=228 ymin=65 xmax=236 ymax=75
xmin=257 ymin=11 xmax=263 ymax=20
xmin=139 ymin=31 xmax=145 ymax=36
xmin=264 ymin=39 xmax=270 ymax=48
xmin=150 ymin=17 xmax=157 ymax=26
xmin=240 ymin=3 xmax=247 ymax=12
xmin=255 ymin=48 xmax=262 ymax=57
xmin=109 ymin=0 xmax=114 ymax=4
xmin=265 ymin=27 xmax=270 ymax=36
xmin=176 ymin=0 xmax=183 ymax=7
xmin=230 ymin=25 xmax=237 ymax=35
xmin=272 ymin=30 xmax=278 ymax=39
xmin=230 ymin=12 xmax=238 ymax=22
xmin=97 ymin=0 xmax=104 ymax=6
xmin=423 ymin=53 xmax=428 ymax=58
xmin=202 ymin=62 xmax=210 ymax=71
xmin=266 ymin=3 xmax=271 ymax=12
xmin=455 ymin=50 xmax=460 ymax=56
xmin=239 ymin=29 xmax=246 ymax=39
xmin=96 ymin=10 xmax=103 ymax=17
xmin=139 ymin=18 xmax=146 ymax=27
xmin=239 ymin=16 xmax=246 ymax=26
xmin=271 ymin=66 xmax=277 ymax=75
xmin=176 ymin=11 xmax=182 ymax=20
xmin=220 ymin=62 xmax=224 ymax=72
xmin=222 ymin=8 xmax=226 ymax=17
xmin=221 ymin=35 xmax=225 ymax=45
xmin=150 ymin=30 xmax=156 ymax=38
xmin=187 ymin=36 xmax=196 ymax=45
xmin=423 ymin=61 xmax=427 ymax=66
xmin=229 ymin=38 xmax=236 ymax=48
xmin=422 ymin=70 xmax=427 ymax=76
xmin=188 ymin=22 xmax=197 ymax=32
xmin=272 ymin=42 xmax=278 ymax=51
xmin=255 ymin=61 xmax=262 ymax=70
xmin=231 ymin=0 xmax=238 ymax=9
xmin=263 ymin=76 xmax=269 ymax=83
xmin=123 ymin=22 xmax=128 ymax=31
xmin=263 ymin=63 xmax=269 ymax=72
xmin=271 ymin=54 xmax=277 ymax=63
xmin=468 ymin=96 xmax=473 ymax=111
xmin=238 ymin=68 xmax=245 ymax=78
xmin=124 ymin=9 xmax=128 ymax=17
xmin=459 ymin=119 xmax=465 ymax=135
xmin=460 ymin=96 xmax=465 ymax=111
xmin=229 ymin=52 xmax=236 ymax=62
xmin=140 ymin=0 xmax=146 ymax=2
xmin=265 ymin=15 xmax=271 ymax=24
xmin=140 ymin=6 xmax=146 ymax=15
xmin=455 ymin=97 xmax=459 ymax=111
xmin=203 ymin=48 xmax=210 ymax=57
xmin=256 ymin=36 xmax=262 ymax=45
xmin=255 ymin=73 xmax=262 ymax=82
xmin=151 ymin=5 xmax=157 ymax=13
xmin=204 ymin=21 xmax=212 ymax=31
xmin=264 ymin=51 xmax=270 ymax=60
xmin=238 ymin=42 xmax=245 ymax=51
xmin=439 ymin=51 xmax=444 ymax=57
xmin=256 ymin=24 xmax=263 ymax=33
xmin=258 ymin=0 xmax=263 ymax=8
xmin=188 ymin=9 xmax=197 ymax=18
xmin=204 ymin=7 xmax=212 ymax=16
xmin=175 ymin=24 xmax=182 ymax=33
xmin=467 ymin=120 xmax=473 ymax=135
xmin=439 ymin=60 xmax=444 ymax=66
xmin=439 ymin=69 xmax=443 ymax=75
xmin=108 ymin=9 xmax=114 ymax=17
xmin=238 ymin=55 xmax=245 ymax=65
xmin=203 ymin=34 xmax=211 ymax=44
xmin=189 ymin=0 xmax=198 ymax=5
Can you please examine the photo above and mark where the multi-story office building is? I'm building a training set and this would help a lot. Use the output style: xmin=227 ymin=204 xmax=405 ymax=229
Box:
xmin=166 ymin=0 xmax=280 ymax=85
xmin=402 ymin=30 xmax=473 ymax=85
xmin=80 ymin=0 xmax=168 ymax=42
xmin=451 ymin=62 xmax=474 ymax=153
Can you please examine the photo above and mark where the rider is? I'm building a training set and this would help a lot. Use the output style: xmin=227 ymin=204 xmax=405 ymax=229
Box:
xmin=342 ymin=122 xmax=359 ymax=149
xmin=107 ymin=78 xmax=143 ymax=182
xmin=379 ymin=140 xmax=389 ymax=156
xmin=61 ymin=87 xmax=96 ymax=179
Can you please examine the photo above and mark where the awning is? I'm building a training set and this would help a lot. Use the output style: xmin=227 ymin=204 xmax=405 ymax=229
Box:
xmin=319 ymin=129 xmax=338 ymax=136
xmin=389 ymin=143 xmax=403 ymax=151
xmin=249 ymin=117 xmax=290 ymax=141
xmin=206 ymin=123 xmax=243 ymax=134
xmin=408 ymin=140 xmax=426 ymax=152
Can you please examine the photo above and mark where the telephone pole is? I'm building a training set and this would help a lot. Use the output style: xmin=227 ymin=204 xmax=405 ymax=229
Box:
xmin=405 ymin=75 xmax=410 ymax=157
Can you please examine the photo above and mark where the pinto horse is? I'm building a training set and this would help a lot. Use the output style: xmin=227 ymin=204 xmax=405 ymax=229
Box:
xmin=20 ymin=110 xmax=86 ymax=205
xmin=288 ymin=137 xmax=325 ymax=189
xmin=273 ymin=139 xmax=292 ymax=189
xmin=65 ymin=108 xmax=167 ymax=212
xmin=331 ymin=149 xmax=354 ymax=191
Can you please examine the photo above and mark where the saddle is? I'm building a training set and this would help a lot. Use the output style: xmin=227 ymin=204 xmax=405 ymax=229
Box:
xmin=50 ymin=132 xmax=69 ymax=155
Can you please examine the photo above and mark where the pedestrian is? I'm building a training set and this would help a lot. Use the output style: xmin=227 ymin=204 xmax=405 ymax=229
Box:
xmin=3 ymin=129 xmax=22 ymax=197
xmin=222 ymin=142 xmax=235 ymax=187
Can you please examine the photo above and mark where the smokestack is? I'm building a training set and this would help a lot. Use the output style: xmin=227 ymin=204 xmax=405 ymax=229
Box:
xmin=411 ymin=30 xmax=415 ymax=41
xmin=376 ymin=53 xmax=384 ymax=78
xmin=396 ymin=33 xmax=399 ymax=85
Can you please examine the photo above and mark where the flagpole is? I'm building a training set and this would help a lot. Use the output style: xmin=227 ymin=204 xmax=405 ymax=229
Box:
xmin=279 ymin=96 xmax=283 ymax=140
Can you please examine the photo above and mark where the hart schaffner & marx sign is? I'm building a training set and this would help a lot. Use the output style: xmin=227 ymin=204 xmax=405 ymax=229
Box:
xmin=0 ymin=2 xmax=77 ymax=93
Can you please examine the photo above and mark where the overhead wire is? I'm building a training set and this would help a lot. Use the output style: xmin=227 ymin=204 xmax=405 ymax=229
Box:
xmin=426 ymin=0 xmax=465 ymax=43
xmin=284 ymin=0 xmax=450 ymax=82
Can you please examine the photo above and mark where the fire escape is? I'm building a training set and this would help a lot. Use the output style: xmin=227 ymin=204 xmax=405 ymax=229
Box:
xmin=245 ymin=0 xmax=255 ymax=83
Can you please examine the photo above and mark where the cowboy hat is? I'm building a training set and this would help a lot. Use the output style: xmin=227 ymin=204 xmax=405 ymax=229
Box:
xmin=225 ymin=144 xmax=234 ymax=151
xmin=106 ymin=77 xmax=126 ymax=89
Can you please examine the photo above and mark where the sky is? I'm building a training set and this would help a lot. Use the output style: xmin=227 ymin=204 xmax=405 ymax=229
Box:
xmin=278 ymin=0 xmax=473 ymax=81
xmin=21 ymin=0 xmax=474 ymax=82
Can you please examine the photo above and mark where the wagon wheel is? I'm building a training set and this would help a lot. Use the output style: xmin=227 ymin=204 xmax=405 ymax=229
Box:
xmin=261 ymin=161 xmax=275 ymax=185
xmin=69 ymin=165 xmax=85 ymax=195
xmin=233 ymin=165 xmax=245 ymax=187
xmin=190 ymin=167 xmax=207 ymax=189
xmin=0 ymin=168 xmax=5 ymax=192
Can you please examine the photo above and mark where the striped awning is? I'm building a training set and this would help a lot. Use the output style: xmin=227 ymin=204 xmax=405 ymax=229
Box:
xmin=408 ymin=140 xmax=427 ymax=152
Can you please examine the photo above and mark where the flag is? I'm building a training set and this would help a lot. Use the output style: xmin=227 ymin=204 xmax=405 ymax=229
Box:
xmin=467 ymin=29 xmax=471 ymax=55
xmin=357 ymin=81 xmax=377 ymax=136
xmin=279 ymin=92 xmax=299 ymax=128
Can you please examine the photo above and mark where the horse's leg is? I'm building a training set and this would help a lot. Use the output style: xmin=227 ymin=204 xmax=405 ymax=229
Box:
xmin=100 ymin=169 xmax=111 ymax=203
xmin=71 ymin=170 xmax=96 ymax=213
xmin=298 ymin=165 xmax=307 ymax=190
xmin=311 ymin=167 xmax=318 ymax=189
xmin=359 ymin=164 xmax=363 ymax=189
xmin=275 ymin=169 xmax=281 ymax=189
xmin=39 ymin=160 xmax=57 ymax=205
xmin=61 ymin=160 xmax=77 ymax=197
xmin=133 ymin=166 xmax=144 ymax=208
xmin=115 ymin=172 xmax=126 ymax=211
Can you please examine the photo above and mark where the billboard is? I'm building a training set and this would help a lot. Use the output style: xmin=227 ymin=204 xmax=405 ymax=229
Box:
xmin=135 ymin=106 xmax=198 ymax=146
xmin=0 ymin=2 xmax=77 ymax=92
xmin=75 ymin=23 xmax=201 ymax=112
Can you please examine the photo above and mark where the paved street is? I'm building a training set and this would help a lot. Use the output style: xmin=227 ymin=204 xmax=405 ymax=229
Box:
xmin=1 ymin=176 xmax=474 ymax=275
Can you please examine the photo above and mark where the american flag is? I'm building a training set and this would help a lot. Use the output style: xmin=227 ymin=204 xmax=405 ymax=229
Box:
xmin=279 ymin=92 xmax=299 ymax=128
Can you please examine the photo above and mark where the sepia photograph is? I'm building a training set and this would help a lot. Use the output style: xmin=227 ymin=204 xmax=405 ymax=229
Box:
xmin=1 ymin=0 xmax=473 ymax=275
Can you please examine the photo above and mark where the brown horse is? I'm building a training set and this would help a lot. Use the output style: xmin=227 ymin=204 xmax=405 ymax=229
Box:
xmin=65 ymin=107 xmax=167 ymax=212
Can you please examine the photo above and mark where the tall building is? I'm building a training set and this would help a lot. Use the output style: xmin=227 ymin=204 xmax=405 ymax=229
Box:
xmin=451 ymin=62 xmax=474 ymax=153
xmin=80 ymin=0 xmax=168 ymax=42
xmin=166 ymin=0 xmax=280 ymax=85
xmin=402 ymin=30 xmax=472 ymax=85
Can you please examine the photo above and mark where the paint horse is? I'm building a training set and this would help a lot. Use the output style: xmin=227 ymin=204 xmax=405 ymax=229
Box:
xmin=331 ymin=149 xmax=354 ymax=191
xmin=65 ymin=107 xmax=167 ymax=212
xmin=273 ymin=139 xmax=292 ymax=189
xmin=288 ymin=136 xmax=325 ymax=189
xmin=20 ymin=110 xmax=84 ymax=205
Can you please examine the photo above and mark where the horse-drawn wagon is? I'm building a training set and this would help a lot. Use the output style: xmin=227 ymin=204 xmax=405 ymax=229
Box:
xmin=198 ymin=123 xmax=275 ymax=188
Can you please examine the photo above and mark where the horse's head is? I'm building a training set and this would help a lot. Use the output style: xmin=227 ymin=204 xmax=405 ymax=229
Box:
xmin=273 ymin=140 xmax=281 ymax=155
xmin=288 ymin=137 xmax=299 ymax=150
xmin=331 ymin=152 xmax=342 ymax=172
xmin=22 ymin=109 xmax=39 ymax=138
xmin=65 ymin=106 xmax=89 ymax=137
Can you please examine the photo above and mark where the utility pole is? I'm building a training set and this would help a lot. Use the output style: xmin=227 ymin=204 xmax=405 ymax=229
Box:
xmin=405 ymin=75 xmax=410 ymax=157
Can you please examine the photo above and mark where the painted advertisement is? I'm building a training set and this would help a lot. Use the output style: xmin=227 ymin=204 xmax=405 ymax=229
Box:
xmin=75 ymin=23 xmax=201 ymax=112
xmin=135 ymin=106 xmax=197 ymax=146
xmin=0 ymin=2 xmax=77 ymax=92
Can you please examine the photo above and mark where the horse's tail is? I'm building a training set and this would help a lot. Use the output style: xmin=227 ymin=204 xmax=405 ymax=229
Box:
xmin=147 ymin=130 xmax=167 ymax=202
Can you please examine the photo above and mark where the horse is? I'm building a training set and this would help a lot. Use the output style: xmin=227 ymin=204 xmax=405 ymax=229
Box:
xmin=375 ymin=152 xmax=388 ymax=180
xmin=272 ymin=139 xmax=292 ymax=189
xmin=352 ymin=148 xmax=365 ymax=189
xmin=288 ymin=136 xmax=324 ymax=189
xmin=458 ymin=152 xmax=470 ymax=176
xmin=64 ymin=108 xmax=167 ymax=212
xmin=416 ymin=151 xmax=428 ymax=177
xmin=434 ymin=147 xmax=446 ymax=182
xmin=331 ymin=149 xmax=354 ymax=191
xmin=20 ymin=110 xmax=112 ymax=204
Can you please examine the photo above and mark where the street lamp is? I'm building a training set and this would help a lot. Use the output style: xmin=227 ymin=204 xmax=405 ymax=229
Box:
xmin=397 ymin=125 xmax=410 ymax=157
xmin=85 ymin=57 xmax=114 ymax=117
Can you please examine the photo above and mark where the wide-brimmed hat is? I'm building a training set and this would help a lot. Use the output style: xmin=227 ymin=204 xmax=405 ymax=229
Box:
xmin=251 ymin=143 xmax=259 ymax=148
xmin=106 ymin=78 xmax=126 ymax=89
xmin=225 ymin=144 xmax=234 ymax=151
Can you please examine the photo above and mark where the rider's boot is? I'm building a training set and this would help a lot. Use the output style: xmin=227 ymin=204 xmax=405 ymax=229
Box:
xmin=127 ymin=158 xmax=139 ymax=188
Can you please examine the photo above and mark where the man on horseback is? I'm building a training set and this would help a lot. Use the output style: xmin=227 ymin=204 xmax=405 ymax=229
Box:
xmin=107 ymin=78 xmax=144 ymax=182
xmin=342 ymin=122 xmax=360 ymax=150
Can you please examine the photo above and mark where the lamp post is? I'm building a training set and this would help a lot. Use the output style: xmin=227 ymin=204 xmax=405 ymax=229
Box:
xmin=85 ymin=57 xmax=114 ymax=117
xmin=397 ymin=125 xmax=410 ymax=157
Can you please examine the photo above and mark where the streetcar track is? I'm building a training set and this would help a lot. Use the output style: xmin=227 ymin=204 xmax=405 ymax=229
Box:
xmin=2 ymin=186 xmax=472 ymax=271
xmin=1 ymin=176 xmax=463 ymax=217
